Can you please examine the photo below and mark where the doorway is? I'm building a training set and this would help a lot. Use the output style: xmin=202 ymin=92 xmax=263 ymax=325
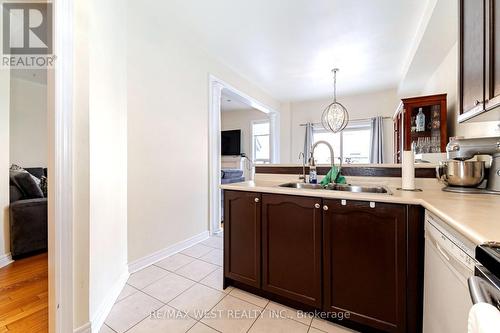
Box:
xmin=208 ymin=75 xmax=279 ymax=235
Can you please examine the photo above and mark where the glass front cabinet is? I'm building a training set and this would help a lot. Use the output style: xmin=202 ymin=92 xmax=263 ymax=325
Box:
xmin=393 ymin=94 xmax=448 ymax=163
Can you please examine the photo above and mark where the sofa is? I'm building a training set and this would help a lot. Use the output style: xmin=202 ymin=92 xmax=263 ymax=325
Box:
xmin=221 ymin=169 xmax=245 ymax=222
xmin=9 ymin=167 xmax=48 ymax=259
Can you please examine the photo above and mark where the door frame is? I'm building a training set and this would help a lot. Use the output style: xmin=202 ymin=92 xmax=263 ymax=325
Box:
xmin=208 ymin=74 xmax=279 ymax=235
xmin=48 ymin=0 xmax=74 ymax=332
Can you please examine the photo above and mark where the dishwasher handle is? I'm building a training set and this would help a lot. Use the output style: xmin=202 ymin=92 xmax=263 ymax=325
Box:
xmin=468 ymin=275 xmax=500 ymax=310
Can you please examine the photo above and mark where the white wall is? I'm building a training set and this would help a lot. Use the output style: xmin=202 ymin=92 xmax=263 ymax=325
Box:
xmin=73 ymin=0 xmax=90 ymax=327
xmin=72 ymin=0 xmax=128 ymax=329
xmin=126 ymin=0 xmax=281 ymax=263
xmin=88 ymin=0 xmax=128 ymax=326
xmin=0 ymin=66 xmax=10 ymax=262
xmin=221 ymin=109 xmax=269 ymax=160
xmin=9 ymin=77 xmax=48 ymax=167
xmin=422 ymin=43 xmax=500 ymax=138
xmin=288 ymin=89 xmax=399 ymax=164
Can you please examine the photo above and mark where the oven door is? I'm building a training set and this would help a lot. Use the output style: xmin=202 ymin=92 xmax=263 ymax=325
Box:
xmin=469 ymin=265 xmax=500 ymax=309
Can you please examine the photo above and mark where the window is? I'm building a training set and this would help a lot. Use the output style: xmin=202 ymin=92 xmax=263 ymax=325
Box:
xmin=312 ymin=121 xmax=371 ymax=164
xmin=252 ymin=120 xmax=271 ymax=164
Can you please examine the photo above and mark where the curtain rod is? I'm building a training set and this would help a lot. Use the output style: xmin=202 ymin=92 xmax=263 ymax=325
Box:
xmin=299 ymin=116 xmax=391 ymax=126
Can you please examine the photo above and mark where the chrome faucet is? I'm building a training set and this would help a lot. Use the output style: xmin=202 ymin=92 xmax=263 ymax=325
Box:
xmin=298 ymin=152 xmax=307 ymax=183
xmin=311 ymin=140 xmax=342 ymax=184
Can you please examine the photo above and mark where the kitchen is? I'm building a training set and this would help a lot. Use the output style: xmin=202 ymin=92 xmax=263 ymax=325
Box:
xmin=219 ymin=1 xmax=500 ymax=333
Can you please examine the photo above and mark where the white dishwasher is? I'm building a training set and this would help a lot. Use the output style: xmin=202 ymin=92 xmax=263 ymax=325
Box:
xmin=423 ymin=211 xmax=476 ymax=333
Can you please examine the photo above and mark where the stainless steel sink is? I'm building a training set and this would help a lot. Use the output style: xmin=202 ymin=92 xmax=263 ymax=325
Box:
xmin=278 ymin=182 xmax=392 ymax=194
xmin=326 ymin=184 xmax=392 ymax=194
xmin=279 ymin=182 xmax=325 ymax=189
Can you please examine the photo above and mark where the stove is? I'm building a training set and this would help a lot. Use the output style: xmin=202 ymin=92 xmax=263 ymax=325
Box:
xmin=469 ymin=242 xmax=500 ymax=309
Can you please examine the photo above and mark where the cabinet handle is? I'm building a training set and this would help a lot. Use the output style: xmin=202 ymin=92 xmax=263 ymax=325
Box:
xmin=369 ymin=202 xmax=376 ymax=208
xmin=314 ymin=203 xmax=320 ymax=209
xmin=254 ymin=198 xmax=260 ymax=203
xmin=323 ymin=205 xmax=329 ymax=211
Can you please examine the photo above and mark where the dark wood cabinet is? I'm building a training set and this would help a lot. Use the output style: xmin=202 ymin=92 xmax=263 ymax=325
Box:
xmin=224 ymin=191 xmax=424 ymax=333
xmin=322 ymin=200 xmax=407 ymax=332
xmin=486 ymin=0 xmax=500 ymax=110
xmin=223 ymin=191 xmax=261 ymax=288
xmin=459 ymin=0 xmax=500 ymax=121
xmin=261 ymin=194 xmax=322 ymax=307
xmin=393 ymin=94 xmax=448 ymax=163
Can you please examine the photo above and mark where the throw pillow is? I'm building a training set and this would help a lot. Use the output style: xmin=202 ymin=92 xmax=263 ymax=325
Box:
xmin=10 ymin=170 xmax=44 ymax=199
xmin=40 ymin=176 xmax=48 ymax=197
xmin=10 ymin=164 xmax=41 ymax=187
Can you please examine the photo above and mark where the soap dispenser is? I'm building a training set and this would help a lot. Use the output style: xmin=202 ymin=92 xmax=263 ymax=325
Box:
xmin=309 ymin=153 xmax=317 ymax=184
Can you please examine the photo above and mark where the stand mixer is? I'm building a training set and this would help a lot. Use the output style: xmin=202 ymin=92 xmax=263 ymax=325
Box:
xmin=439 ymin=137 xmax=500 ymax=194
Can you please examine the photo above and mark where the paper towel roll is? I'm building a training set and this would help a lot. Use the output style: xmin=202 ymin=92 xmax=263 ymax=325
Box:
xmin=402 ymin=150 xmax=415 ymax=190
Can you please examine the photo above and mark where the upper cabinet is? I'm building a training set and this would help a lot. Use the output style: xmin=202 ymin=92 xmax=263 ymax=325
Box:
xmin=459 ymin=0 xmax=500 ymax=122
xmin=393 ymin=94 xmax=448 ymax=163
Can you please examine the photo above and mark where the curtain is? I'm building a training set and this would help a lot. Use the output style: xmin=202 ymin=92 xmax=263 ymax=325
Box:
xmin=369 ymin=116 xmax=384 ymax=164
xmin=303 ymin=122 xmax=314 ymax=160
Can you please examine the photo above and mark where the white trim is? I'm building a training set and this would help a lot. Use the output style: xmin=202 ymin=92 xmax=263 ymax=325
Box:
xmin=73 ymin=323 xmax=91 ymax=333
xmin=128 ymin=231 xmax=209 ymax=274
xmin=208 ymin=74 xmax=279 ymax=235
xmin=0 ymin=253 xmax=13 ymax=268
xmin=90 ymin=270 xmax=129 ymax=333
xmin=50 ymin=0 xmax=74 ymax=332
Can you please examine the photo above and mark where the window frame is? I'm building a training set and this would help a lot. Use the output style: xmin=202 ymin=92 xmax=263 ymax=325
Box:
xmin=251 ymin=119 xmax=272 ymax=164
xmin=312 ymin=120 xmax=372 ymax=164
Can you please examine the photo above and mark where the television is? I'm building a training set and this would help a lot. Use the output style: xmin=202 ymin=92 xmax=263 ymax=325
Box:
xmin=221 ymin=130 xmax=241 ymax=156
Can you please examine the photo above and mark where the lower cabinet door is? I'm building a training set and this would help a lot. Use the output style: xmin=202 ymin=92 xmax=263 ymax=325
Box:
xmin=323 ymin=199 xmax=407 ymax=332
xmin=224 ymin=191 xmax=261 ymax=287
xmin=261 ymin=194 xmax=322 ymax=307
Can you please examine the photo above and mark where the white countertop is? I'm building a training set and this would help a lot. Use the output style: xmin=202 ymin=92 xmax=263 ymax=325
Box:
xmin=220 ymin=178 xmax=500 ymax=245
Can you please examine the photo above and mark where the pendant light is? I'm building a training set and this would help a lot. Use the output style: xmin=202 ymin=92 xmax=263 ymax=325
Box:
xmin=321 ymin=68 xmax=349 ymax=133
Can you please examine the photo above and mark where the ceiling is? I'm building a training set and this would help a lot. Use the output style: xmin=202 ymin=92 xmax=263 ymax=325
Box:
xmin=167 ymin=0 xmax=428 ymax=101
xmin=221 ymin=90 xmax=254 ymax=112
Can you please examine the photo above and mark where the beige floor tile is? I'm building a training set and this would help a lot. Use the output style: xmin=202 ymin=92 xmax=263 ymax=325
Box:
xmin=98 ymin=324 xmax=116 ymax=333
xmin=143 ymin=272 xmax=195 ymax=303
xmin=201 ymin=295 xmax=262 ymax=333
xmin=188 ymin=322 xmax=219 ymax=333
xmin=116 ymin=284 xmax=138 ymax=302
xmin=308 ymin=328 xmax=325 ymax=333
xmin=155 ymin=253 xmax=195 ymax=272
xmin=168 ymin=283 xmax=226 ymax=320
xmin=181 ymin=244 xmax=214 ymax=258
xmin=229 ymin=288 xmax=268 ymax=308
xmin=199 ymin=268 xmax=233 ymax=293
xmin=200 ymin=249 xmax=223 ymax=266
xmin=249 ymin=309 xmax=309 ymax=333
xmin=201 ymin=236 xmax=223 ymax=249
xmin=175 ymin=259 xmax=219 ymax=281
xmin=128 ymin=265 xmax=169 ymax=289
xmin=311 ymin=318 xmax=358 ymax=333
xmin=127 ymin=305 xmax=196 ymax=333
xmin=266 ymin=301 xmax=313 ymax=326
xmin=105 ymin=291 xmax=164 ymax=333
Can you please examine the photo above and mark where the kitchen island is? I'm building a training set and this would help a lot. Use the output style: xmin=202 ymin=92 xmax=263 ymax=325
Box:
xmin=220 ymin=174 xmax=500 ymax=332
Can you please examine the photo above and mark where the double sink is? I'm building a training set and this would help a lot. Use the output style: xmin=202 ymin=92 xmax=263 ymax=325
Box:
xmin=279 ymin=182 xmax=392 ymax=195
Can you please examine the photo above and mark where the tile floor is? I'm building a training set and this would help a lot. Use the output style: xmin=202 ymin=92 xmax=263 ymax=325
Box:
xmin=102 ymin=234 xmax=357 ymax=333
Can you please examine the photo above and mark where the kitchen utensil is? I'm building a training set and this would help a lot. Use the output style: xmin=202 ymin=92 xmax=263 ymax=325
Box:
xmin=436 ymin=160 xmax=485 ymax=187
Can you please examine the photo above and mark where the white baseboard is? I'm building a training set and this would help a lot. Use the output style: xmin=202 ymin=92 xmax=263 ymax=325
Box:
xmin=128 ymin=231 xmax=210 ymax=274
xmin=0 ymin=252 xmax=13 ymax=269
xmin=73 ymin=322 xmax=91 ymax=333
xmin=91 ymin=270 xmax=129 ymax=333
